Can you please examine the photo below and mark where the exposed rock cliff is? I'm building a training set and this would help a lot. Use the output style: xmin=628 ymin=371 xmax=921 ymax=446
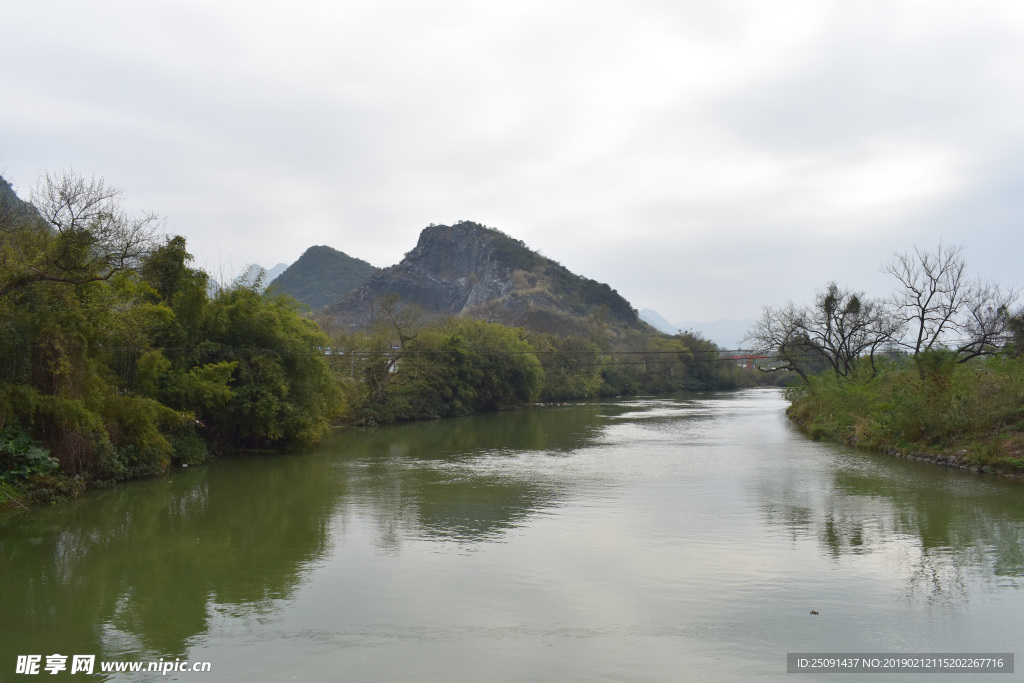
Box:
xmin=326 ymin=221 xmax=646 ymax=333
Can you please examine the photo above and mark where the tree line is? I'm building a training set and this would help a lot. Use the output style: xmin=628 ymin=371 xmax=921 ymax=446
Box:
xmin=314 ymin=292 xmax=753 ymax=425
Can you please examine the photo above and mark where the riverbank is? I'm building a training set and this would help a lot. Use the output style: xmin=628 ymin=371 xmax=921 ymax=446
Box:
xmin=789 ymin=412 xmax=1024 ymax=479
xmin=786 ymin=353 xmax=1024 ymax=479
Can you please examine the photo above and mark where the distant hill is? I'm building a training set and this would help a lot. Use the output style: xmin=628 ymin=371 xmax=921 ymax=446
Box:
xmin=267 ymin=246 xmax=378 ymax=310
xmin=0 ymin=176 xmax=39 ymax=225
xmin=326 ymin=221 xmax=650 ymax=335
xmin=232 ymin=262 xmax=290 ymax=292
xmin=263 ymin=262 xmax=289 ymax=285
xmin=672 ymin=319 xmax=754 ymax=351
xmin=639 ymin=310 xmax=754 ymax=350
xmin=639 ymin=309 xmax=676 ymax=334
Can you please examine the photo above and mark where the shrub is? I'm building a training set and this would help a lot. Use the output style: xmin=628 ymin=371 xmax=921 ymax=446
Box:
xmin=0 ymin=422 xmax=58 ymax=484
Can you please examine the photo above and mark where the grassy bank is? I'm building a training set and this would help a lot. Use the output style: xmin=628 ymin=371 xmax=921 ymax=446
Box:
xmin=786 ymin=352 xmax=1024 ymax=472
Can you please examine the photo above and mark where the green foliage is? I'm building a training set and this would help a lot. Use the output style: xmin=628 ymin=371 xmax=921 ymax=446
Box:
xmin=450 ymin=319 xmax=543 ymax=410
xmin=0 ymin=184 xmax=345 ymax=499
xmin=196 ymin=287 xmax=343 ymax=447
xmin=266 ymin=245 xmax=377 ymax=310
xmin=170 ymin=428 xmax=210 ymax=466
xmin=531 ymin=333 xmax=606 ymax=400
xmin=1008 ymin=311 xmax=1024 ymax=358
xmin=639 ymin=336 xmax=693 ymax=390
xmin=139 ymin=235 xmax=196 ymax=302
xmin=334 ymin=309 xmax=748 ymax=423
xmin=674 ymin=331 xmax=744 ymax=390
xmin=335 ymin=317 xmax=544 ymax=422
xmin=0 ymin=422 xmax=58 ymax=484
xmin=411 ymin=318 xmax=540 ymax=414
xmin=489 ymin=229 xmax=544 ymax=272
xmin=599 ymin=368 xmax=640 ymax=396
xmin=136 ymin=238 xmax=345 ymax=449
xmin=544 ymin=266 xmax=637 ymax=324
xmin=788 ymin=353 xmax=1024 ymax=465
xmin=101 ymin=395 xmax=183 ymax=461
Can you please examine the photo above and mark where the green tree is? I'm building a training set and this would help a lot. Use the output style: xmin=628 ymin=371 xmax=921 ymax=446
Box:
xmin=168 ymin=283 xmax=343 ymax=448
xmin=1009 ymin=311 xmax=1024 ymax=358
xmin=528 ymin=333 xmax=605 ymax=400
xmin=334 ymin=315 xmax=544 ymax=422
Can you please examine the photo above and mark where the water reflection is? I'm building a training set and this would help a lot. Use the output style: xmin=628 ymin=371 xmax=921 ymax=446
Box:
xmin=754 ymin=439 xmax=1024 ymax=605
xmin=0 ymin=403 xmax=619 ymax=668
xmin=325 ymin=404 xmax=614 ymax=547
xmin=0 ymin=454 xmax=338 ymax=665
xmin=336 ymin=401 xmax=614 ymax=458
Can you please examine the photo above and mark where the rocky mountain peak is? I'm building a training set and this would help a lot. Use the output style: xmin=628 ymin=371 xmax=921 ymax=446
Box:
xmin=327 ymin=221 xmax=644 ymax=334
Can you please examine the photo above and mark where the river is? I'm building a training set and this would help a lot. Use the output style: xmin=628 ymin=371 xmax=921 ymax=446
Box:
xmin=2 ymin=389 xmax=1022 ymax=681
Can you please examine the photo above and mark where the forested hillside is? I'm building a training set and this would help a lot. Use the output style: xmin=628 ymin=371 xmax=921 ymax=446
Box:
xmin=267 ymin=245 xmax=377 ymax=309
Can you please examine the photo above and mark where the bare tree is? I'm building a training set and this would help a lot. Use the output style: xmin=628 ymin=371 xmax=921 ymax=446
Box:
xmin=882 ymin=243 xmax=971 ymax=355
xmin=883 ymin=243 xmax=1020 ymax=361
xmin=954 ymin=280 xmax=1020 ymax=361
xmin=0 ymin=171 xmax=161 ymax=296
xmin=743 ymin=282 xmax=900 ymax=385
xmin=747 ymin=245 xmax=1018 ymax=385
xmin=743 ymin=301 xmax=819 ymax=385
xmin=804 ymin=283 xmax=902 ymax=376
xmin=362 ymin=293 xmax=422 ymax=401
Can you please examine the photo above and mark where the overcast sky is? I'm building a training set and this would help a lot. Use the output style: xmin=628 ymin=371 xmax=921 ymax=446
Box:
xmin=3 ymin=0 xmax=1023 ymax=322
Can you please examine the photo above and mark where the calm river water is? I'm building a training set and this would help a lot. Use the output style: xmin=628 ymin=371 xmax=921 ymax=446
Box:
xmin=2 ymin=389 xmax=1022 ymax=681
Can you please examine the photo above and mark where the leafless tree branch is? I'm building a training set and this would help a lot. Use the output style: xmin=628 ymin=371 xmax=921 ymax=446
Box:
xmin=0 ymin=170 xmax=162 ymax=296
xmin=882 ymin=242 xmax=971 ymax=355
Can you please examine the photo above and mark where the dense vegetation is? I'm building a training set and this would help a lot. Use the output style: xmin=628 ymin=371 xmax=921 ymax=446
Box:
xmin=267 ymin=245 xmax=377 ymax=310
xmin=745 ymin=244 xmax=1024 ymax=471
xmin=787 ymin=352 xmax=1024 ymax=468
xmin=0 ymin=173 xmax=343 ymax=506
xmin=1 ymin=173 xmax=755 ymax=508
xmin=318 ymin=294 xmax=752 ymax=425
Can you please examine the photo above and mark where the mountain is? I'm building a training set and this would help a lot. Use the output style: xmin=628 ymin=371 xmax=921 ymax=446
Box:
xmin=232 ymin=262 xmax=290 ymax=292
xmin=267 ymin=245 xmax=378 ymax=310
xmin=263 ymin=262 xmax=289 ymax=285
xmin=672 ymin=319 xmax=754 ymax=351
xmin=326 ymin=221 xmax=648 ymax=334
xmin=639 ymin=309 xmax=676 ymax=334
xmin=0 ymin=176 xmax=39 ymax=225
xmin=640 ymin=309 xmax=754 ymax=350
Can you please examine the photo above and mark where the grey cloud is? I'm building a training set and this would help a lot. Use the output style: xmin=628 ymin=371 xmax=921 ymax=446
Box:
xmin=3 ymin=0 xmax=1023 ymax=322
xmin=714 ymin=6 xmax=1023 ymax=153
